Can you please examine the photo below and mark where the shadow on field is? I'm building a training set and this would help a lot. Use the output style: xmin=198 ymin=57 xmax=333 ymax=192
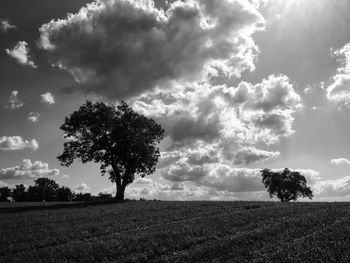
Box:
xmin=0 ymin=200 xmax=131 ymax=213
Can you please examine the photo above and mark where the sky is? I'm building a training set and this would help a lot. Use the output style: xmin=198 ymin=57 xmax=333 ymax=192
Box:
xmin=1 ymin=0 xmax=350 ymax=201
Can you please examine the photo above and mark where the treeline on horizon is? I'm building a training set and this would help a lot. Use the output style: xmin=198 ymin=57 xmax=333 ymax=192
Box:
xmin=0 ymin=178 xmax=112 ymax=202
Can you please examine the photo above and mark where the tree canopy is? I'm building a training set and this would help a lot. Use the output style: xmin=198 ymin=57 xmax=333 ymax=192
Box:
xmin=57 ymin=101 xmax=164 ymax=200
xmin=261 ymin=168 xmax=313 ymax=202
xmin=0 ymin=187 xmax=11 ymax=202
xmin=27 ymin=178 xmax=60 ymax=201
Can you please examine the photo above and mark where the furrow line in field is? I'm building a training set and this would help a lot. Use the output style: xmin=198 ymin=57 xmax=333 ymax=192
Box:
xmin=2 ymin=203 xmax=312 ymax=260
xmin=2 ymin=203 xmax=334 ymax=260
xmin=253 ymin=211 xmax=350 ymax=262
xmin=3 ymin=207 xmax=255 ymax=257
xmin=146 ymin=206 xmax=350 ymax=263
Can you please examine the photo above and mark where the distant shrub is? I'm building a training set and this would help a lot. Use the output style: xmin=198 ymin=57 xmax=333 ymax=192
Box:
xmin=0 ymin=187 xmax=11 ymax=202
xmin=5 ymin=178 xmax=100 ymax=202
xmin=261 ymin=168 xmax=313 ymax=202
xmin=97 ymin=193 xmax=113 ymax=200
xmin=73 ymin=193 xmax=94 ymax=202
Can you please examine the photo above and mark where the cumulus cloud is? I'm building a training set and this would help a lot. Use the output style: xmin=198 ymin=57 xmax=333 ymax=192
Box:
xmin=0 ymin=181 xmax=9 ymax=187
xmin=28 ymin=112 xmax=40 ymax=122
xmin=134 ymin=74 xmax=301 ymax=147
xmin=74 ymin=183 xmax=90 ymax=193
xmin=5 ymin=41 xmax=37 ymax=68
xmin=330 ymin=158 xmax=350 ymax=165
xmin=0 ymin=136 xmax=38 ymax=151
xmin=133 ymin=74 xmax=302 ymax=194
xmin=39 ymin=0 xmax=264 ymax=99
xmin=125 ymin=167 xmax=319 ymax=201
xmin=0 ymin=159 xmax=59 ymax=180
xmin=314 ymin=176 xmax=350 ymax=198
xmin=0 ymin=19 xmax=17 ymax=32
xmin=41 ymin=92 xmax=55 ymax=104
xmin=127 ymin=177 xmax=214 ymax=201
xmin=134 ymin=177 xmax=154 ymax=185
xmin=327 ymin=43 xmax=350 ymax=104
xmin=233 ymin=147 xmax=280 ymax=165
xmin=5 ymin=90 xmax=23 ymax=110
xmin=160 ymin=154 xmax=319 ymax=194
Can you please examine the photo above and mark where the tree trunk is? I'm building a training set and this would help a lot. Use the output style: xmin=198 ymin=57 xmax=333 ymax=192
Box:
xmin=111 ymin=164 xmax=125 ymax=201
xmin=115 ymin=182 xmax=126 ymax=201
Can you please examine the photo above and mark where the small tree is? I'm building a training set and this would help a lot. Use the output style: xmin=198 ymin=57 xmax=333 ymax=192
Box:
xmin=57 ymin=186 xmax=74 ymax=201
xmin=261 ymin=168 xmax=313 ymax=202
xmin=0 ymin=187 xmax=11 ymax=202
xmin=73 ymin=192 xmax=93 ymax=202
xmin=12 ymin=184 xmax=28 ymax=202
xmin=58 ymin=101 xmax=164 ymax=200
xmin=28 ymin=178 xmax=60 ymax=202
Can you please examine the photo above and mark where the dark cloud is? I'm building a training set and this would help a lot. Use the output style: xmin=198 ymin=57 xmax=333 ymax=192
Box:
xmin=39 ymin=0 xmax=264 ymax=99
xmin=162 ymin=164 xmax=263 ymax=192
xmin=233 ymin=147 xmax=280 ymax=165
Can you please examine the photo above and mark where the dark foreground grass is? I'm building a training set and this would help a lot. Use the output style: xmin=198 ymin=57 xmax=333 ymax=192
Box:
xmin=1 ymin=201 xmax=350 ymax=263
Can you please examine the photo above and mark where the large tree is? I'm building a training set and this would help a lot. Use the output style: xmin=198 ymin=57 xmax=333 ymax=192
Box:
xmin=58 ymin=101 xmax=164 ymax=200
xmin=261 ymin=168 xmax=313 ymax=202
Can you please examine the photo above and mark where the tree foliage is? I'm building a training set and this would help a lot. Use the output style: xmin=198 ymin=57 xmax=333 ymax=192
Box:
xmin=12 ymin=184 xmax=28 ymax=202
xmin=0 ymin=187 xmax=11 ymax=202
xmin=261 ymin=168 xmax=313 ymax=202
xmin=57 ymin=101 xmax=164 ymax=200
xmin=57 ymin=186 xmax=74 ymax=201
xmin=0 ymin=178 xmax=113 ymax=202
xmin=27 ymin=178 xmax=60 ymax=202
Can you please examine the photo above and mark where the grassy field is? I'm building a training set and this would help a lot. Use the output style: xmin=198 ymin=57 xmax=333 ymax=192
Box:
xmin=1 ymin=201 xmax=350 ymax=262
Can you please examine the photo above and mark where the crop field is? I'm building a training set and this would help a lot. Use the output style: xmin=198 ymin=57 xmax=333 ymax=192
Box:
xmin=1 ymin=201 xmax=350 ymax=263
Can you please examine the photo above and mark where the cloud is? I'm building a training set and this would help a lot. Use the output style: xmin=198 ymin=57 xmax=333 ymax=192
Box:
xmin=233 ymin=147 xmax=280 ymax=165
xmin=41 ymin=92 xmax=55 ymax=104
xmin=161 ymin=159 xmax=319 ymax=194
xmin=127 ymin=178 xmax=214 ymax=201
xmin=5 ymin=41 xmax=37 ymax=68
xmin=314 ymin=176 xmax=350 ymax=198
xmin=0 ymin=136 xmax=38 ymax=151
xmin=0 ymin=159 xmax=59 ymax=180
xmin=327 ymin=43 xmax=350 ymax=104
xmin=28 ymin=112 xmax=40 ymax=122
xmin=330 ymin=158 xmax=350 ymax=165
xmin=133 ymin=74 xmax=301 ymax=195
xmin=74 ymin=183 xmax=90 ymax=193
xmin=0 ymin=19 xmax=17 ymax=32
xmin=101 ymin=166 xmax=318 ymax=201
xmin=134 ymin=178 xmax=154 ymax=185
xmin=62 ymin=174 xmax=70 ymax=179
xmin=0 ymin=181 xmax=9 ymax=187
xmin=5 ymin=90 xmax=23 ymax=110
xmin=39 ymin=0 xmax=264 ymax=99
xmin=134 ymin=74 xmax=302 ymax=147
